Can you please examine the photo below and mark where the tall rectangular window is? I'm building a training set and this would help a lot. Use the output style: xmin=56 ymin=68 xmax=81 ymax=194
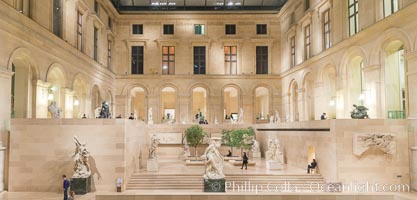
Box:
xmin=53 ymin=0 xmax=62 ymax=37
xmin=93 ymin=27 xmax=98 ymax=61
xmin=323 ymin=9 xmax=331 ymax=50
xmin=305 ymin=0 xmax=310 ymax=10
xmin=108 ymin=17 xmax=112 ymax=29
xmin=256 ymin=24 xmax=267 ymax=35
xmin=94 ymin=0 xmax=99 ymax=15
xmin=163 ymin=24 xmax=174 ymax=35
xmin=107 ymin=40 xmax=112 ymax=67
xmin=256 ymin=46 xmax=268 ymax=74
xmin=132 ymin=24 xmax=143 ymax=34
xmin=131 ymin=46 xmax=144 ymax=74
xmin=290 ymin=36 xmax=295 ymax=68
xmin=348 ymin=0 xmax=359 ymax=36
xmin=76 ymin=11 xmax=83 ymax=51
xmin=162 ymin=46 xmax=175 ymax=74
xmin=304 ymin=24 xmax=311 ymax=60
xmin=224 ymin=46 xmax=237 ymax=74
xmin=194 ymin=24 xmax=205 ymax=35
xmin=225 ymin=24 xmax=236 ymax=35
xmin=383 ymin=0 xmax=399 ymax=17
xmin=193 ymin=46 xmax=206 ymax=74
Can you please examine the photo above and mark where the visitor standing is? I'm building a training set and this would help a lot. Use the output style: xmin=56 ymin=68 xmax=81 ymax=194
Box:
xmin=128 ymin=113 xmax=134 ymax=120
xmin=307 ymin=159 xmax=317 ymax=173
xmin=62 ymin=175 xmax=70 ymax=200
xmin=320 ymin=113 xmax=327 ymax=120
xmin=226 ymin=150 xmax=232 ymax=157
xmin=241 ymin=152 xmax=248 ymax=170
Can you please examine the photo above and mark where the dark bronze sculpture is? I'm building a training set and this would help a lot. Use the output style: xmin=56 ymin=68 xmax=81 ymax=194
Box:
xmin=350 ymin=104 xmax=369 ymax=119
xmin=98 ymin=101 xmax=111 ymax=118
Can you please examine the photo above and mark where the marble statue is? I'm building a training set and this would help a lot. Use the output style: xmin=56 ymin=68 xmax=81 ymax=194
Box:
xmin=238 ymin=107 xmax=244 ymax=123
xmin=148 ymin=107 xmax=153 ymax=124
xmin=353 ymin=133 xmax=396 ymax=156
xmin=94 ymin=106 xmax=101 ymax=118
xmin=98 ymin=101 xmax=110 ymax=118
xmin=269 ymin=116 xmax=274 ymax=123
xmin=252 ymin=140 xmax=260 ymax=153
xmin=273 ymin=110 xmax=281 ymax=123
xmin=148 ymin=134 xmax=160 ymax=159
xmin=48 ymin=101 xmax=62 ymax=119
xmin=203 ymin=138 xmax=225 ymax=180
xmin=265 ymin=138 xmax=284 ymax=169
xmin=351 ymin=104 xmax=370 ymax=119
xmin=214 ymin=116 xmax=218 ymax=124
xmin=72 ymin=136 xmax=91 ymax=178
xmin=133 ymin=109 xmax=138 ymax=120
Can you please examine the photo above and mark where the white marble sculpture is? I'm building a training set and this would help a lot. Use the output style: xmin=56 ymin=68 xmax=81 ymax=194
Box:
xmin=273 ymin=110 xmax=281 ymax=123
xmin=94 ymin=106 xmax=101 ymax=118
xmin=265 ymin=138 xmax=284 ymax=169
xmin=353 ymin=133 xmax=396 ymax=156
xmin=252 ymin=139 xmax=261 ymax=158
xmin=148 ymin=134 xmax=160 ymax=159
xmin=48 ymin=101 xmax=62 ymax=119
xmin=214 ymin=116 xmax=218 ymax=124
xmin=203 ymin=138 xmax=225 ymax=180
xmin=238 ymin=107 xmax=244 ymax=123
xmin=72 ymin=136 xmax=91 ymax=178
xmin=148 ymin=107 xmax=153 ymax=124
xmin=134 ymin=109 xmax=138 ymax=120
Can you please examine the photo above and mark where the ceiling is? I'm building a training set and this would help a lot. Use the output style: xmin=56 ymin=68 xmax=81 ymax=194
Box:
xmin=110 ymin=0 xmax=287 ymax=12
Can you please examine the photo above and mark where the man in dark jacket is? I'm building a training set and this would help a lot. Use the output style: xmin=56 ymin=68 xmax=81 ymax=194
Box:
xmin=307 ymin=159 xmax=317 ymax=173
xmin=63 ymin=175 xmax=70 ymax=200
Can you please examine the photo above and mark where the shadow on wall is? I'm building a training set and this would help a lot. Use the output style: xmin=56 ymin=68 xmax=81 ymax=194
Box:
xmin=89 ymin=156 xmax=102 ymax=192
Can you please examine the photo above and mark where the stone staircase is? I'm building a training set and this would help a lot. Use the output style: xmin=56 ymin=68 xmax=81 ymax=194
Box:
xmin=126 ymin=173 xmax=326 ymax=191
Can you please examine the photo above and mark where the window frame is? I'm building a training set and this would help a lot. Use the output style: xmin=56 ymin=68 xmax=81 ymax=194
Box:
xmin=256 ymin=46 xmax=268 ymax=74
xmin=107 ymin=40 xmax=112 ymax=68
xmin=162 ymin=46 xmax=175 ymax=75
xmin=256 ymin=24 xmax=267 ymax=35
xmin=194 ymin=24 xmax=205 ymax=35
xmin=132 ymin=24 xmax=143 ymax=35
xmin=290 ymin=36 xmax=296 ymax=68
xmin=93 ymin=27 xmax=98 ymax=61
xmin=163 ymin=24 xmax=174 ymax=35
xmin=323 ymin=9 xmax=331 ymax=50
xmin=193 ymin=46 xmax=206 ymax=74
xmin=348 ymin=0 xmax=359 ymax=36
xmin=225 ymin=24 xmax=236 ymax=35
xmin=76 ymin=11 xmax=83 ymax=51
xmin=383 ymin=0 xmax=399 ymax=18
xmin=304 ymin=24 xmax=311 ymax=60
xmin=131 ymin=46 xmax=144 ymax=75
xmin=224 ymin=46 xmax=237 ymax=74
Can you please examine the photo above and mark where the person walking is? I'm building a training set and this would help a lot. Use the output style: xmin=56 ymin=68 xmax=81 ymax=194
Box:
xmin=240 ymin=152 xmax=248 ymax=170
xmin=62 ymin=175 xmax=70 ymax=200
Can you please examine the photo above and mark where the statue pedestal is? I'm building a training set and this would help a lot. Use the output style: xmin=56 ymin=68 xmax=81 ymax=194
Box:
xmin=70 ymin=177 xmax=91 ymax=195
xmin=266 ymin=161 xmax=283 ymax=170
xmin=203 ymin=178 xmax=226 ymax=192
xmin=147 ymin=158 xmax=158 ymax=172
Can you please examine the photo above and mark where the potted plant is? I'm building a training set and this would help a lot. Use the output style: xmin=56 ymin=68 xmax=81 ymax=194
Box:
xmin=184 ymin=125 xmax=207 ymax=160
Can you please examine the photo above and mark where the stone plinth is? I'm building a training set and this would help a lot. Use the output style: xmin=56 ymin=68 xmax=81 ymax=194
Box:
xmin=223 ymin=156 xmax=240 ymax=161
xmin=203 ymin=178 xmax=225 ymax=192
xmin=412 ymin=147 xmax=417 ymax=191
xmin=266 ymin=160 xmax=284 ymax=170
xmin=228 ymin=160 xmax=256 ymax=166
xmin=70 ymin=177 xmax=91 ymax=195
xmin=147 ymin=158 xmax=158 ymax=172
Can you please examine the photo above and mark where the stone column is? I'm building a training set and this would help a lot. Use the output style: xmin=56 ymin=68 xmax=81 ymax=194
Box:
xmin=32 ymin=80 xmax=51 ymax=118
xmin=297 ymin=89 xmax=305 ymax=121
xmin=0 ymin=142 xmax=5 ymax=192
xmin=63 ymin=88 xmax=74 ymax=118
xmin=412 ymin=147 xmax=417 ymax=191
xmin=115 ymin=94 xmax=128 ymax=118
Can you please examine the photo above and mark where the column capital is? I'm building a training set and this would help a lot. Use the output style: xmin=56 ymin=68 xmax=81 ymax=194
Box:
xmin=0 ymin=68 xmax=14 ymax=79
xmin=32 ymin=79 xmax=51 ymax=88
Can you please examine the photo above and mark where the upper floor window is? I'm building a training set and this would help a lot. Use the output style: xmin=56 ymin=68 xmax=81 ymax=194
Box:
xmin=304 ymin=25 xmax=311 ymax=60
xmin=225 ymin=24 xmax=236 ymax=35
xmin=131 ymin=46 xmax=144 ymax=74
xmin=256 ymin=24 xmax=267 ymax=35
xmin=108 ymin=40 xmax=112 ymax=68
xmin=162 ymin=46 xmax=175 ymax=74
xmin=93 ymin=27 xmax=98 ymax=61
xmin=348 ymin=0 xmax=359 ymax=36
xmin=163 ymin=24 xmax=174 ymax=35
xmin=305 ymin=0 xmax=310 ymax=11
xmin=383 ymin=0 xmax=399 ymax=17
xmin=108 ymin=17 xmax=112 ymax=29
xmin=194 ymin=24 xmax=205 ymax=35
xmin=194 ymin=46 xmax=206 ymax=74
xmin=53 ymin=0 xmax=62 ymax=38
xmin=290 ymin=36 xmax=296 ymax=68
xmin=290 ymin=12 xmax=296 ymax=25
xmin=323 ymin=9 xmax=331 ymax=50
xmin=94 ymin=0 xmax=99 ymax=15
xmin=224 ymin=46 xmax=237 ymax=74
xmin=133 ymin=24 xmax=143 ymax=34
xmin=256 ymin=46 xmax=268 ymax=74
xmin=76 ymin=11 xmax=83 ymax=51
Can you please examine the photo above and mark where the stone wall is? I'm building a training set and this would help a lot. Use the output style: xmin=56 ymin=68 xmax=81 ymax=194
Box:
xmin=124 ymin=120 xmax=147 ymax=183
xmin=9 ymin=119 xmax=125 ymax=192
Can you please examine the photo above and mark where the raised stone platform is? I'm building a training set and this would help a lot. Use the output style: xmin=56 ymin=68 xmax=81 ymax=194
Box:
xmin=223 ymin=156 xmax=241 ymax=161
xmin=185 ymin=160 xmax=205 ymax=166
xmin=228 ymin=160 xmax=256 ymax=166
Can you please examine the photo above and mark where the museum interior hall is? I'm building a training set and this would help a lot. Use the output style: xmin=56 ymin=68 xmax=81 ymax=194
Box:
xmin=0 ymin=0 xmax=417 ymax=199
